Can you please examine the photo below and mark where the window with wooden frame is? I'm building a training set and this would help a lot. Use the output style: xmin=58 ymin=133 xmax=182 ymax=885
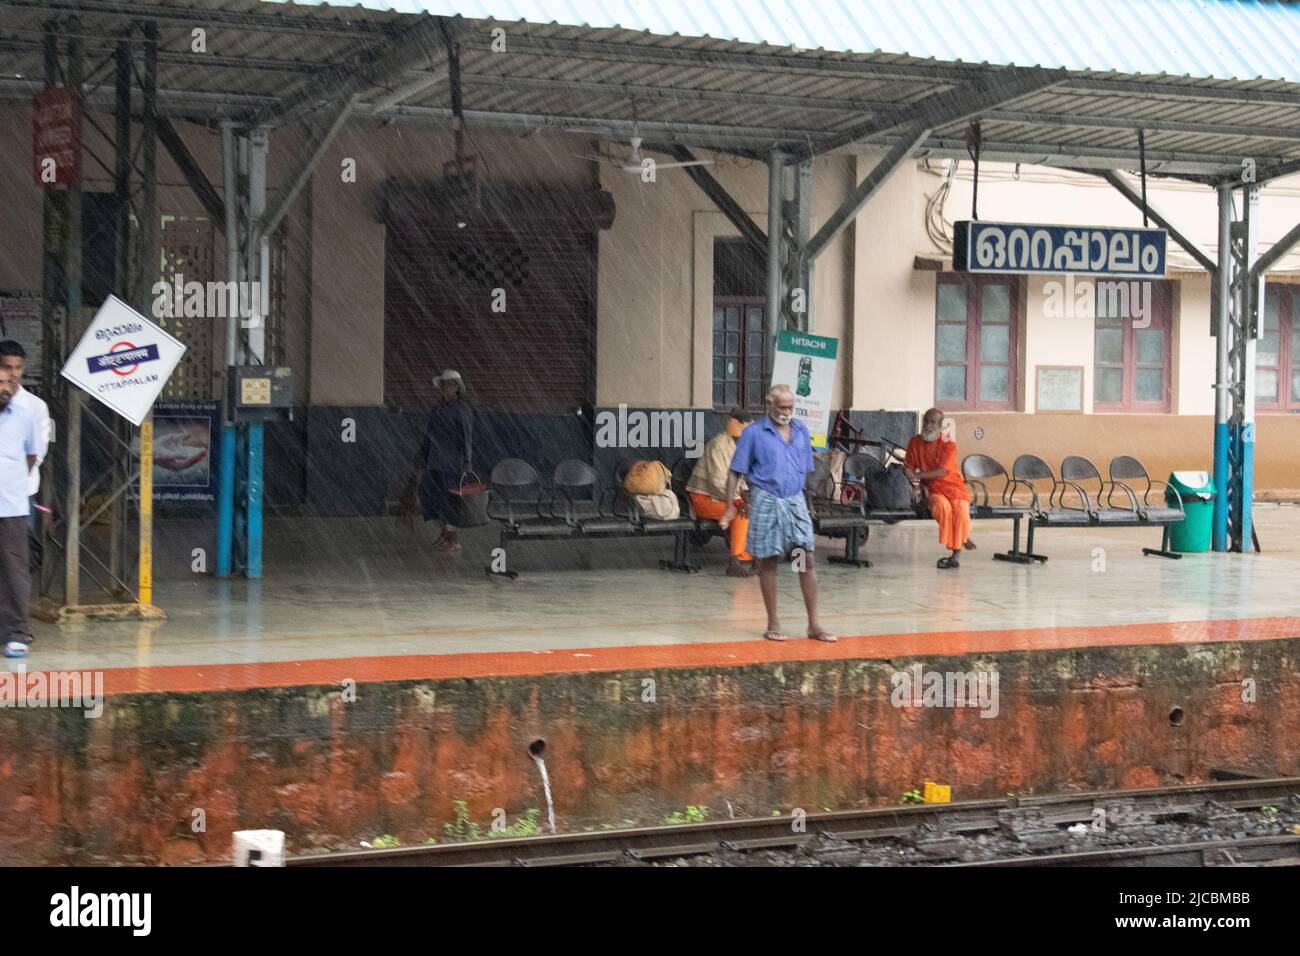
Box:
xmin=1257 ymin=284 xmax=1300 ymax=412
xmin=713 ymin=238 xmax=768 ymax=411
xmin=1093 ymin=280 xmax=1172 ymax=412
xmin=934 ymin=273 xmax=1018 ymax=410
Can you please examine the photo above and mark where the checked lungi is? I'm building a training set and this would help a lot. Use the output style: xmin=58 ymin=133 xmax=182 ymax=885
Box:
xmin=746 ymin=487 xmax=815 ymax=559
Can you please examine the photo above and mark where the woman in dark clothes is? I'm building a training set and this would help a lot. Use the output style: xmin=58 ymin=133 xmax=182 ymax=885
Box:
xmin=420 ymin=369 xmax=472 ymax=552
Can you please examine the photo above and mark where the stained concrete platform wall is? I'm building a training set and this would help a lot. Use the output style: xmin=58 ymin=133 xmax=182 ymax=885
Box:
xmin=2 ymin=638 xmax=1296 ymax=864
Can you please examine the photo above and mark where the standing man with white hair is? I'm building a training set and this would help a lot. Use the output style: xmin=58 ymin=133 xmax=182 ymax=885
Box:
xmin=419 ymin=369 xmax=472 ymax=553
xmin=720 ymin=384 xmax=835 ymax=643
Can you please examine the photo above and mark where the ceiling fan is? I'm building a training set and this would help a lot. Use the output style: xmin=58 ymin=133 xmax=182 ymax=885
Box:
xmin=577 ymin=102 xmax=714 ymax=174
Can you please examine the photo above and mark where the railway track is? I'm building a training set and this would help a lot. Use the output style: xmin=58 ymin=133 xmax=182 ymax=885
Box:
xmin=286 ymin=776 xmax=1300 ymax=868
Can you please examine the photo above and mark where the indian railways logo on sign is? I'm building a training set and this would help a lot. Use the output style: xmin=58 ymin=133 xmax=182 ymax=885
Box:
xmin=88 ymin=342 xmax=162 ymax=377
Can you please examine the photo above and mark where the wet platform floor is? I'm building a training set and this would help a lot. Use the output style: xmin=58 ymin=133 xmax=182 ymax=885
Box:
xmin=18 ymin=505 xmax=1300 ymax=692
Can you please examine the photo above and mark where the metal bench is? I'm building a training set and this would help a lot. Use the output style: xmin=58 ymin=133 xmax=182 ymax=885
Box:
xmin=961 ymin=453 xmax=1037 ymax=564
xmin=485 ymin=458 xmax=579 ymax=578
xmin=1108 ymin=455 xmax=1187 ymax=559
xmin=613 ymin=460 xmax=700 ymax=572
xmin=1004 ymin=454 xmax=1187 ymax=563
xmin=550 ymin=459 xmax=634 ymax=535
xmin=805 ymin=458 xmax=873 ymax=567
xmin=1059 ymin=455 xmax=1185 ymax=558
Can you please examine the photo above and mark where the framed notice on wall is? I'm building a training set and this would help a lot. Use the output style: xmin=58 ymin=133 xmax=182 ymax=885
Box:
xmin=1035 ymin=365 xmax=1084 ymax=413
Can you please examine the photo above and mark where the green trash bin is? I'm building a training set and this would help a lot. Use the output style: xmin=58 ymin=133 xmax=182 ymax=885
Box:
xmin=1165 ymin=471 xmax=1215 ymax=553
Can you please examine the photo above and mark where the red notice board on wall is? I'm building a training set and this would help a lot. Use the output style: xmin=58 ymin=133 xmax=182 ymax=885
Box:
xmin=32 ymin=87 xmax=80 ymax=186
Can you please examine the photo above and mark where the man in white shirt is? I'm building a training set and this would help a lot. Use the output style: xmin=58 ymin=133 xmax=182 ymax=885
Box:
xmin=0 ymin=366 xmax=38 ymax=658
xmin=0 ymin=340 xmax=50 ymax=500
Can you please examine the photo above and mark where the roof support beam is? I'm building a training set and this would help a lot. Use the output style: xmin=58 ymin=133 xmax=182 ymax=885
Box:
xmin=1250 ymin=216 xmax=1300 ymax=281
xmin=798 ymin=68 xmax=1066 ymax=160
xmin=260 ymin=93 xmax=359 ymax=241
xmin=902 ymin=133 xmax=1260 ymax=172
xmin=454 ymin=70 xmax=882 ymax=114
xmin=805 ymin=124 xmax=931 ymax=261
xmin=1060 ymin=78 xmax=1300 ymax=110
xmin=256 ymin=13 xmax=444 ymax=126
xmin=504 ymin=34 xmax=981 ymax=84
xmin=984 ymin=109 xmax=1300 ymax=142
xmin=665 ymin=145 xmax=767 ymax=255
xmin=1091 ymin=169 xmax=1218 ymax=274
xmin=156 ymin=116 xmax=226 ymax=232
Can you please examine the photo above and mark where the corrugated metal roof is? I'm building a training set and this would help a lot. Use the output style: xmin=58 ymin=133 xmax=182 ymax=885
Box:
xmin=3 ymin=0 xmax=1299 ymax=175
xmin=268 ymin=0 xmax=1300 ymax=84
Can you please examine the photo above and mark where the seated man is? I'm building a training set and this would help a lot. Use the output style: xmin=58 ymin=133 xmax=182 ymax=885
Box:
xmin=904 ymin=407 xmax=976 ymax=569
xmin=687 ymin=408 xmax=754 ymax=577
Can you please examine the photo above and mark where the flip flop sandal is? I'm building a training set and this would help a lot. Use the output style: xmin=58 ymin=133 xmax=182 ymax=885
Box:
xmin=936 ymin=556 xmax=959 ymax=569
xmin=808 ymin=629 xmax=838 ymax=643
xmin=763 ymin=630 xmax=790 ymax=642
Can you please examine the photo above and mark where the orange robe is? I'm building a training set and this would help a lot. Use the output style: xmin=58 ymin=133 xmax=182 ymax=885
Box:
xmin=904 ymin=436 xmax=972 ymax=551
xmin=689 ymin=492 xmax=752 ymax=561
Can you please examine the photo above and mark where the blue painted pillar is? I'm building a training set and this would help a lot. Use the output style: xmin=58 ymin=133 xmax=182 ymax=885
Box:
xmin=1238 ymin=421 xmax=1254 ymax=552
xmin=216 ymin=421 xmax=236 ymax=575
xmin=246 ymin=422 xmax=264 ymax=578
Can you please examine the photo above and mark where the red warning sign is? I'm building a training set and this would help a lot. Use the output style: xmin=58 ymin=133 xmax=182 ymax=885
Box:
xmin=32 ymin=87 xmax=80 ymax=186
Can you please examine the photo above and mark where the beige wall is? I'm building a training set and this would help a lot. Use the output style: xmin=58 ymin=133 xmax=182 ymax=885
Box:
xmin=849 ymin=159 xmax=936 ymax=412
xmin=597 ymin=151 xmax=856 ymax=409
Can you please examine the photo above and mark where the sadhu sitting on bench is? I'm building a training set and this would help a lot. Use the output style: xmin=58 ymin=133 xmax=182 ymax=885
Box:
xmin=904 ymin=407 xmax=976 ymax=570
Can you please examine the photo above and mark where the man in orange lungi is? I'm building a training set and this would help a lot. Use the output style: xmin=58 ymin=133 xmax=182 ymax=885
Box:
xmin=687 ymin=408 xmax=754 ymax=577
xmin=904 ymin=408 xmax=976 ymax=569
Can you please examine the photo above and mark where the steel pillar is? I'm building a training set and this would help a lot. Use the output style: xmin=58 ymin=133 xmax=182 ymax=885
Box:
xmin=38 ymin=22 xmax=63 ymax=598
xmin=765 ymin=149 xmax=785 ymax=386
xmin=217 ymin=122 xmax=238 ymax=578
xmin=1214 ymin=185 xmax=1260 ymax=553
xmin=136 ymin=21 xmax=159 ymax=602
xmin=62 ymin=25 xmax=84 ymax=607
xmin=783 ymin=159 xmax=814 ymax=332
xmin=108 ymin=33 xmax=131 ymax=594
xmin=246 ymin=128 xmax=268 ymax=365
xmin=1212 ymin=185 xmax=1232 ymax=551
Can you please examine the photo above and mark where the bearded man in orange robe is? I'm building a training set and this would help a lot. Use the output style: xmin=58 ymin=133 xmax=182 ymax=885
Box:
xmin=904 ymin=408 xmax=976 ymax=569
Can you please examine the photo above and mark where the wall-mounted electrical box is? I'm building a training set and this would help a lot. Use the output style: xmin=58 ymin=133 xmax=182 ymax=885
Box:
xmin=228 ymin=366 xmax=293 ymax=422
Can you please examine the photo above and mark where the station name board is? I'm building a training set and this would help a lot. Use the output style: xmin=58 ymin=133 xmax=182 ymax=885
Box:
xmin=953 ymin=220 xmax=1167 ymax=277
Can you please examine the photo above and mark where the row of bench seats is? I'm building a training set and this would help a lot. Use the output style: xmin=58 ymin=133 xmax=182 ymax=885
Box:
xmin=485 ymin=458 xmax=707 ymax=577
xmin=803 ymin=450 xmax=1013 ymax=567
xmin=961 ymin=453 xmax=1186 ymax=562
xmin=485 ymin=449 xmax=1188 ymax=576
xmin=803 ymin=446 xmax=1185 ymax=565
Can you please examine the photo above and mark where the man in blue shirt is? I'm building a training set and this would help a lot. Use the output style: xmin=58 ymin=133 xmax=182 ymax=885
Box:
xmin=0 ymin=367 xmax=38 ymax=658
xmin=721 ymin=384 xmax=835 ymax=643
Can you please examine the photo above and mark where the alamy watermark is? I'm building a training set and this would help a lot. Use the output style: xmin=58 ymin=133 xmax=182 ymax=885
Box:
xmin=1041 ymin=276 xmax=1152 ymax=328
xmin=151 ymin=273 xmax=262 ymax=327
xmin=0 ymin=665 xmax=104 ymax=718
xmin=594 ymin=404 xmax=705 ymax=458
xmin=890 ymin=662 xmax=999 ymax=718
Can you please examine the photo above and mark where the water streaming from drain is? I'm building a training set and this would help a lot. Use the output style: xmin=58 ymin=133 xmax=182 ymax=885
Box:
xmin=532 ymin=754 xmax=557 ymax=835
